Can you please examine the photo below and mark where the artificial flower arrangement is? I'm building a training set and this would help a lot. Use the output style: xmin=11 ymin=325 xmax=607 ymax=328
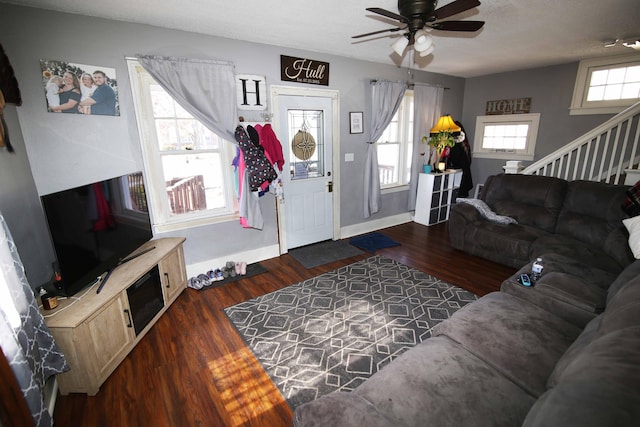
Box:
xmin=420 ymin=115 xmax=461 ymax=169
xmin=422 ymin=130 xmax=456 ymax=159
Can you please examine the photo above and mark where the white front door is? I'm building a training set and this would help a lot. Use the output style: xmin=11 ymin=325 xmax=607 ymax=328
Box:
xmin=272 ymin=87 xmax=339 ymax=251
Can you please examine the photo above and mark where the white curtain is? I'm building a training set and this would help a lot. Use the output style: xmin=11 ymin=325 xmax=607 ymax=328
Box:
xmin=364 ymin=80 xmax=407 ymax=218
xmin=0 ymin=211 xmax=68 ymax=427
xmin=407 ymin=84 xmax=444 ymax=210
xmin=135 ymin=55 xmax=237 ymax=141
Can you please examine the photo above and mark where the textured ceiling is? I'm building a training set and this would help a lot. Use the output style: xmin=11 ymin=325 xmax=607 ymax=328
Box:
xmin=4 ymin=0 xmax=640 ymax=77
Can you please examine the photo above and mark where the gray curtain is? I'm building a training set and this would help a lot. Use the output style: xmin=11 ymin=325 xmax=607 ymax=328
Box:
xmin=407 ymin=84 xmax=444 ymax=210
xmin=0 ymin=211 xmax=69 ymax=427
xmin=364 ymin=80 xmax=407 ymax=218
xmin=135 ymin=55 xmax=237 ymax=141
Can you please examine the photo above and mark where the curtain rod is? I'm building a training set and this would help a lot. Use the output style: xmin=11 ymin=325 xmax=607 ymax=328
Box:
xmin=369 ymin=79 xmax=449 ymax=90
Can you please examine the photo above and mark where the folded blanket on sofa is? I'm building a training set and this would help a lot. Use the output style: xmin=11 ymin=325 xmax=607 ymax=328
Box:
xmin=456 ymin=197 xmax=518 ymax=225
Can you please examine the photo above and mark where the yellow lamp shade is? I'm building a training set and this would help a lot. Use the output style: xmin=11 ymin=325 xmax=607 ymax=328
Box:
xmin=430 ymin=115 xmax=461 ymax=134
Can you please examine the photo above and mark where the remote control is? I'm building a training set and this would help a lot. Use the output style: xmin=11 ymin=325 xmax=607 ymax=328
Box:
xmin=519 ymin=273 xmax=532 ymax=287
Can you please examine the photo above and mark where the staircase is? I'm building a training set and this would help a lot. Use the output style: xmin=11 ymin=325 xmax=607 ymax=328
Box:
xmin=521 ymin=101 xmax=640 ymax=186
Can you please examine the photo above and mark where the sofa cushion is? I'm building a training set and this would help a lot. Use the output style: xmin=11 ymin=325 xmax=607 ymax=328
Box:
xmin=431 ymin=292 xmax=582 ymax=396
xmin=465 ymin=223 xmax=548 ymax=268
xmin=606 ymin=259 xmax=640 ymax=303
xmin=293 ymin=392 xmax=397 ymax=427
xmin=546 ymin=314 xmax=603 ymax=388
xmin=599 ymin=275 xmax=640 ymax=336
xmin=533 ymin=272 xmax=606 ymax=312
xmin=501 ymin=270 xmax=604 ymax=327
xmin=527 ymin=252 xmax=618 ymax=289
xmin=554 ymin=180 xmax=632 ymax=263
xmin=531 ymin=234 xmax=624 ymax=273
xmin=482 ymin=174 xmax=567 ymax=233
xmin=523 ymin=327 xmax=640 ymax=427
xmin=350 ymin=336 xmax=536 ymax=427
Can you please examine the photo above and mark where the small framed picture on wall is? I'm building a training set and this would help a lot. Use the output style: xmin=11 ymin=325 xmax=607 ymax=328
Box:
xmin=349 ymin=111 xmax=364 ymax=134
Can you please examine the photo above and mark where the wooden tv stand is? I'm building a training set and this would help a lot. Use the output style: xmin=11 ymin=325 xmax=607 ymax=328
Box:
xmin=41 ymin=237 xmax=187 ymax=395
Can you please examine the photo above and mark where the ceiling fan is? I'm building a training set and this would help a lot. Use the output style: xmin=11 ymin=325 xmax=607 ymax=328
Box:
xmin=353 ymin=0 xmax=484 ymax=57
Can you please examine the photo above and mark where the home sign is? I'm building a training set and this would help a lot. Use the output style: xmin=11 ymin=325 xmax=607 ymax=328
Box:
xmin=485 ymin=97 xmax=531 ymax=115
xmin=280 ymin=55 xmax=329 ymax=86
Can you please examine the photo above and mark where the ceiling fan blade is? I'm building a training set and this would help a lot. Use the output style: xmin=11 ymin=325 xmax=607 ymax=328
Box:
xmin=429 ymin=20 xmax=485 ymax=32
xmin=366 ymin=7 xmax=409 ymax=23
xmin=433 ymin=0 xmax=481 ymax=20
xmin=352 ymin=27 xmax=404 ymax=39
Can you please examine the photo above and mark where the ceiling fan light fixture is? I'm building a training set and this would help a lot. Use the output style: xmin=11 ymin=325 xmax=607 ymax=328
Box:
xmin=418 ymin=44 xmax=435 ymax=57
xmin=414 ymin=31 xmax=433 ymax=49
xmin=391 ymin=36 xmax=409 ymax=56
xmin=414 ymin=29 xmax=431 ymax=45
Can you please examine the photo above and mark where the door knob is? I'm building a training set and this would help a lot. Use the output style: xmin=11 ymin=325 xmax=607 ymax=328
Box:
xmin=327 ymin=181 xmax=333 ymax=192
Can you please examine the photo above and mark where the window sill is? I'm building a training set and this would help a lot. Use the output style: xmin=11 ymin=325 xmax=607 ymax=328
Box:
xmin=472 ymin=152 xmax=534 ymax=161
xmin=569 ymin=105 xmax=629 ymax=116
xmin=381 ymin=184 xmax=409 ymax=195
xmin=153 ymin=212 xmax=239 ymax=234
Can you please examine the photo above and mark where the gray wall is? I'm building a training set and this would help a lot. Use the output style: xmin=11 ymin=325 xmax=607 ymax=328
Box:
xmin=461 ymin=62 xmax=615 ymax=186
xmin=0 ymin=4 xmax=464 ymax=287
xmin=0 ymin=104 xmax=54 ymax=286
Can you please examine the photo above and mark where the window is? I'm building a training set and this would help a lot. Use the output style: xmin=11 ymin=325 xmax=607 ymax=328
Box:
xmin=376 ymin=91 xmax=414 ymax=188
xmin=473 ymin=113 xmax=540 ymax=160
xmin=127 ymin=60 xmax=237 ymax=233
xmin=570 ymin=54 xmax=640 ymax=115
xmin=109 ymin=172 xmax=149 ymax=225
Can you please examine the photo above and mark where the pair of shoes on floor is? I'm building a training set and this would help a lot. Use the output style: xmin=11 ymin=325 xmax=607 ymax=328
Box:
xmin=234 ymin=261 xmax=247 ymax=275
xmin=188 ymin=273 xmax=212 ymax=290
xmin=222 ymin=261 xmax=236 ymax=278
xmin=207 ymin=269 xmax=224 ymax=282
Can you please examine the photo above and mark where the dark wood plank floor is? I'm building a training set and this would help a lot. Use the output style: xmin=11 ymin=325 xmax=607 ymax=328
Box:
xmin=53 ymin=222 xmax=516 ymax=427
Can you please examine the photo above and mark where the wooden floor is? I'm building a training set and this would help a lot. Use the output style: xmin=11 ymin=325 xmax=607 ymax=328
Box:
xmin=53 ymin=222 xmax=516 ymax=427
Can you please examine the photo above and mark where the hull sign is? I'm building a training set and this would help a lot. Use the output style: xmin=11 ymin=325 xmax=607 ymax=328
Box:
xmin=280 ymin=55 xmax=329 ymax=86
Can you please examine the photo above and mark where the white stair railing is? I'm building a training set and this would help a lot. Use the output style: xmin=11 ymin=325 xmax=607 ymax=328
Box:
xmin=521 ymin=101 xmax=640 ymax=185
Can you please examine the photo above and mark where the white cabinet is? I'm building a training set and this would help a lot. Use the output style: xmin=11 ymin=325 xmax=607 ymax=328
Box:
xmin=414 ymin=170 xmax=463 ymax=226
xmin=42 ymin=237 xmax=187 ymax=395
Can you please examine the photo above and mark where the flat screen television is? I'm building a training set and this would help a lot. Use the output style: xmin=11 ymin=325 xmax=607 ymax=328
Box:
xmin=41 ymin=171 xmax=153 ymax=297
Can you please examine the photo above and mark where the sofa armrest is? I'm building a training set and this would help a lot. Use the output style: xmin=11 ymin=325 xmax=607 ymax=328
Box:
xmin=449 ymin=203 xmax=484 ymax=250
xmin=450 ymin=202 xmax=484 ymax=223
xmin=604 ymin=225 xmax=634 ymax=270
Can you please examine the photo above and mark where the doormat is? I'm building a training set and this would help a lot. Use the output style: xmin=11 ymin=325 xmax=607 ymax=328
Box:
xmin=349 ymin=232 xmax=401 ymax=252
xmin=288 ymin=239 xmax=364 ymax=269
xmin=188 ymin=262 xmax=267 ymax=290
xmin=224 ymin=255 xmax=478 ymax=410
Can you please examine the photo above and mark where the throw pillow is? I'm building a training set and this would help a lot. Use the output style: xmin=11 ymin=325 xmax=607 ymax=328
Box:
xmin=623 ymin=215 xmax=640 ymax=259
xmin=622 ymin=180 xmax=640 ymax=217
xmin=456 ymin=198 xmax=518 ymax=225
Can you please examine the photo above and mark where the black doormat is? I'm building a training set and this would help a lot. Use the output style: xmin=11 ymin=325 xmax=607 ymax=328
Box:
xmin=288 ymin=239 xmax=364 ymax=269
xmin=225 ymin=255 xmax=478 ymax=410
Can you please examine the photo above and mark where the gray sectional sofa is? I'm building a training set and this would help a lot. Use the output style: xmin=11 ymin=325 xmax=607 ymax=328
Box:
xmin=449 ymin=174 xmax=632 ymax=271
xmin=293 ymin=174 xmax=640 ymax=426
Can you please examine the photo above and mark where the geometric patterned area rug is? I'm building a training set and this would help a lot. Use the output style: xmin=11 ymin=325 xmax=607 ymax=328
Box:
xmin=224 ymin=255 xmax=478 ymax=410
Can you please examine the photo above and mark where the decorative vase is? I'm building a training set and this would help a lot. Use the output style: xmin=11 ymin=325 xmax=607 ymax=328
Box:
xmin=423 ymin=164 xmax=432 ymax=174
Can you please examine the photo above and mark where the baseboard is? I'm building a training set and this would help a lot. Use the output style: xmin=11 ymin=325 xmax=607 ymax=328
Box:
xmin=185 ymin=213 xmax=412 ymax=278
xmin=186 ymin=244 xmax=280 ymax=278
xmin=340 ymin=212 xmax=412 ymax=239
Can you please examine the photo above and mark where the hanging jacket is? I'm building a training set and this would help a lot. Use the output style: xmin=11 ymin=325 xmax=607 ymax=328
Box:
xmin=254 ymin=123 xmax=285 ymax=171
xmin=235 ymin=125 xmax=277 ymax=192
